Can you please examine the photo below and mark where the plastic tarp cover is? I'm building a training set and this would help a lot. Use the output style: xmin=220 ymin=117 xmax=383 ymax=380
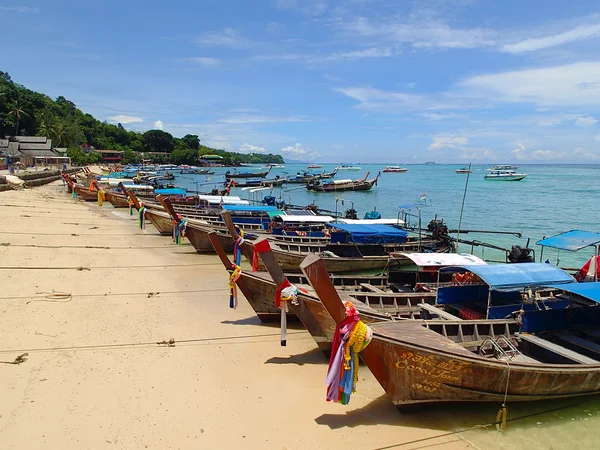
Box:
xmin=536 ymin=230 xmax=600 ymax=251
xmin=541 ymin=282 xmax=600 ymax=304
xmin=155 ymin=188 xmax=186 ymax=196
xmin=222 ymin=205 xmax=278 ymax=212
xmin=327 ymin=223 xmax=408 ymax=244
xmin=393 ymin=252 xmax=487 ymax=267
xmin=439 ymin=263 xmax=574 ymax=290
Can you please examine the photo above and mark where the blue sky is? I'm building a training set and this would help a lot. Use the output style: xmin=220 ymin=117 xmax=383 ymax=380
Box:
xmin=2 ymin=0 xmax=600 ymax=163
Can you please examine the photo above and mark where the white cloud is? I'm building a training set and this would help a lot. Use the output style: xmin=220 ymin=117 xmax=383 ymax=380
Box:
xmin=429 ymin=135 xmax=469 ymax=150
xmin=281 ymin=143 xmax=309 ymax=154
xmin=196 ymin=28 xmax=250 ymax=47
xmin=280 ymin=143 xmax=320 ymax=160
xmin=460 ymin=62 xmax=600 ymax=107
xmin=502 ymin=23 xmax=600 ymax=54
xmin=107 ymin=115 xmax=143 ymax=124
xmin=218 ymin=114 xmax=308 ymax=124
xmin=334 ymin=86 xmax=448 ymax=112
xmin=153 ymin=120 xmax=164 ymax=130
xmin=575 ymin=116 xmax=598 ymax=127
xmin=338 ymin=17 xmax=496 ymax=50
xmin=265 ymin=21 xmax=284 ymax=33
xmin=311 ymin=47 xmax=393 ymax=63
xmin=0 ymin=6 xmax=39 ymax=13
xmin=420 ymin=112 xmax=465 ymax=121
xmin=239 ymin=143 xmax=267 ymax=154
xmin=177 ymin=57 xmax=221 ymax=66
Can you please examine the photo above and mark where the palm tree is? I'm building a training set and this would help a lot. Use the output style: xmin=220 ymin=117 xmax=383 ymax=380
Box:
xmin=7 ymin=100 xmax=29 ymax=135
xmin=52 ymin=122 xmax=67 ymax=147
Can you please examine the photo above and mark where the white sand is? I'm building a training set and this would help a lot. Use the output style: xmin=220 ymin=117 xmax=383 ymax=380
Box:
xmin=0 ymin=182 xmax=470 ymax=449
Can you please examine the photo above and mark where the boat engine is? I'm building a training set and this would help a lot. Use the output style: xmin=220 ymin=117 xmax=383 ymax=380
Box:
xmin=263 ymin=195 xmax=276 ymax=206
xmin=344 ymin=208 xmax=358 ymax=220
xmin=507 ymin=245 xmax=534 ymax=263
xmin=427 ymin=219 xmax=449 ymax=239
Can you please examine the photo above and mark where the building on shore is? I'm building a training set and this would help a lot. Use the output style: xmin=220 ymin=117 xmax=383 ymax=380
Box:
xmin=92 ymin=149 xmax=124 ymax=163
xmin=0 ymin=136 xmax=71 ymax=168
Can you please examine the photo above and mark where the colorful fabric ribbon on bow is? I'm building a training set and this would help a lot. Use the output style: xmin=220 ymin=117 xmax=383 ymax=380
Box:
xmin=232 ymin=230 xmax=245 ymax=265
xmin=326 ymin=301 xmax=373 ymax=405
xmin=97 ymin=189 xmax=105 ymax=206
xmin=229 ymin=264 xmax=242 ymax=309
xmin=172 ymin=217 xmax=187 ymax=244
xmin=138 ymin=205 xmax=146 ymax=230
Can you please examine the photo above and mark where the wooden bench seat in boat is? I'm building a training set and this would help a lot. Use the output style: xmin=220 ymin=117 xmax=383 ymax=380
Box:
xmin=359 ymin=283 xmax=387 ymax=293
xmin=516 ymin=333 xmax=598 ymax=364
xmin=552 ymin=331 xmax=600 ymax=358
xmin=419 ymin=303 xmax=462 ymax=320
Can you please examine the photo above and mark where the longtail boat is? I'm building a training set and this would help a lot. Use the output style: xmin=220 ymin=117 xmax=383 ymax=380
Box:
xmin=307 ymin=171 xmax=380 ymax=192
xmin=158 ymin=196 xmax=250 ymax=253
xmin=251 ymin=237 xmax=442 ymax=353
xmin=301 ymin=255 xmax=600 ymax=406
xmin=225 ymin=167 xmax=271 ymax=179
xmin=223 ymin=212 xmax=451 ymax=273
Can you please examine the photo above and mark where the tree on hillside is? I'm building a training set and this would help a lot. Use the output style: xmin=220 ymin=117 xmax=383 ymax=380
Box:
xmin=143 ymin=129 xmax=174 ymax=153
xmin=182 ymin=134 xmax=200 ymax=150
xmin=6 ymin=99 xmax=29 ymax=135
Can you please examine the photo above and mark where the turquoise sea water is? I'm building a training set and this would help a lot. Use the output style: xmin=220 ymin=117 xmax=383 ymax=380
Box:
xmin=173 ymin=164 xmax=600 ymax=448
xmin=173 ymin=163 xmax=600 ymax=270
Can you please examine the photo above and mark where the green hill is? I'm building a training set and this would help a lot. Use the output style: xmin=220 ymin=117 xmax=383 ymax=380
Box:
xmin=0 ymin=71 xmax=284 ymax=166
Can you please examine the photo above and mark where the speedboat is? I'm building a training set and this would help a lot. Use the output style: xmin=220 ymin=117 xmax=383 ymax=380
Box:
xmin=336 ymin=164 xmax=362 ymax=171
xmin=383 ymin=166 xmax=408 ymax=173
xmin=484 ymin=168 xmax=527 ymax=181
xmin=307 ymin=164 xmax=322 ymax=169
xmin=456 ymin=167 xmax=471 ymax=174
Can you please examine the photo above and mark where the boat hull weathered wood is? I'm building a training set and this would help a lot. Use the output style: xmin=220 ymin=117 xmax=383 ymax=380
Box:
xmin=74 ymin=185 xmax=99 ymax=202
xmin=104 ymin=191 xmax=130 ymax=208
xmin=299 ymin=254 xmax=600 ymax=406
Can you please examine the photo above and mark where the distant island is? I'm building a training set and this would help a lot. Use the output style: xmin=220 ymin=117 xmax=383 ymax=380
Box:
xmin=0 ymin=71 xmax=284 ymax=166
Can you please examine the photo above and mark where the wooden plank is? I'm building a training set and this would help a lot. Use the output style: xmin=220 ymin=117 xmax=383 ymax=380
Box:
xmin=517 ymin=333 xmax=598 ymax=364
xmin=553 ymin=332 xmax=600 ymax=357
xmin=419 ymin=303 xmax=462 ymax=320
xmin=359 ymin=283 xmax=386 ymax=293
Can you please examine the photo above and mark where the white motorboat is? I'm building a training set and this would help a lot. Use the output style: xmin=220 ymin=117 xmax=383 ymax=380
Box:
xmin=484 ymin=168 xmax=527 ymax=181
xmin=336 ymin=164 xmax=362 ymax=171
xmin=383 ymin=166 xmax=408 ymax=173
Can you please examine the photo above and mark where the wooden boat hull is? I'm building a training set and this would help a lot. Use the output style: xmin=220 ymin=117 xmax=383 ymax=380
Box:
xmin=185 ymin=224 xmax=235 ymax=253
xmin=234 ymin=271 xmax=300 ymax=324
xmin=226 ymin=170 xmax=270 ymax=179
xmin=367 ymin=320 xmax=600 ymax=405
xmin=271 ymin=246 xmax=399 ymax=273
xmin=104 ymin=191 xmax=130 ymax=208
xmin=309 ymin=181 xmax=375 ymax=192
xmin=144 ymin=210 xmax=174 ymax=235
xmin=74 ymin=186 xmax=99 ymax=202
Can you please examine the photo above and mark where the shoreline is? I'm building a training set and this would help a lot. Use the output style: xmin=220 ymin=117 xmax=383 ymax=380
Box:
xmin=0 ymin=181 xmax=480 ymax=448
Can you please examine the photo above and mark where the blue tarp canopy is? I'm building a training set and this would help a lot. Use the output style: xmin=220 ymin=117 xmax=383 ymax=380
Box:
xmin=327 ymin=223 xmax=408 ymax=244
xmin=439 ymin=263 xmax=574 ymax=290
xmin=536 ymin=230 xmax=600 ymax=251
xmin=222 ymin=205 xmax=278 ymax=212
xmin=542 ymin=282 xmax=600 ymax=304
xmin=155 ymin=188 xmax=186 ymax=196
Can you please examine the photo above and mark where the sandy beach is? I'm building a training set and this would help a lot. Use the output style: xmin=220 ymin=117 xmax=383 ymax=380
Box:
xmin=0 ymin=181 xmax=471 ymax=449
xmin=3 ymin=181 xmax=600 ymax=450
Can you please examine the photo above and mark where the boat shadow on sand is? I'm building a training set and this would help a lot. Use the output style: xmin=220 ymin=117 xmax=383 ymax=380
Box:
xmin=314 ymin=394 xmax=600 ymax=445
xmin=264 ymin=347 xmax=326 ymax=366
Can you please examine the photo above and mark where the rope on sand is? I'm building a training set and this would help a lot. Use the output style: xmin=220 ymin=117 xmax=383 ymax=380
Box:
xmin=0 ymin=331 xmax=310 ymax=355
xmin=0 ymin=288 xmax=226 ymax=301
xmin=0 ymin=263 xmax=221 ymax=270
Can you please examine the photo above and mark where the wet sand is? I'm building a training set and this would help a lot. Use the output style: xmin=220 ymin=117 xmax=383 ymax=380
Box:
xmin=1 ymin=181 xmax=598 ymax=449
